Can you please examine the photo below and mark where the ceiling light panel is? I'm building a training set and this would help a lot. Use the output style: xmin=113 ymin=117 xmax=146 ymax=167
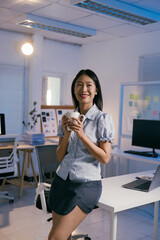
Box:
xmin=17 ymin=14 xmax=96 ymax=38
xmin=71 ymin=0 xmax=160 ymax=25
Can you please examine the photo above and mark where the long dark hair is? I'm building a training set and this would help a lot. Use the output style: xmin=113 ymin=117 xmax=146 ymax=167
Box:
xmin=71 ymin=69 xmax=103 ymax=111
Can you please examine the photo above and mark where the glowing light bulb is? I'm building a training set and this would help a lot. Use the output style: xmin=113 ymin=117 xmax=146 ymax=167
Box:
xmin=21 ymin=42 xmax=33 ymax=55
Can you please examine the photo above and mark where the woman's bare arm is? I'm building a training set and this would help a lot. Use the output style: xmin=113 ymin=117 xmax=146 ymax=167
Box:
xmin=79 ymin=134 xmax=111 ymax=164
xmin=56 ymin=135 xmax=70 ymax=162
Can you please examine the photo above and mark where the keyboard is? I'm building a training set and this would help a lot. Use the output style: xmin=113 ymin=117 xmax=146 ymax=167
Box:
xmin=124 ymin=150 xmax=155 ymax=157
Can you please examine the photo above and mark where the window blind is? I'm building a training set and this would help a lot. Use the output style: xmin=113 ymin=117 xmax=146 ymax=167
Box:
xmin=0 ymin=64 xmax=24 ymax=137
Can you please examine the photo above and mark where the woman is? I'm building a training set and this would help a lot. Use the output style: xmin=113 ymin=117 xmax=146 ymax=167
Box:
xmin=48 ymin=69 xmax=115 ymax=240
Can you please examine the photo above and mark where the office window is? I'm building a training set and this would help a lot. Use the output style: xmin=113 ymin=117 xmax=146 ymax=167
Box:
xmin=0 ymin=64 xmax=24 ymax=136
xmin=41 ymin=76 xmax=62 ymax=105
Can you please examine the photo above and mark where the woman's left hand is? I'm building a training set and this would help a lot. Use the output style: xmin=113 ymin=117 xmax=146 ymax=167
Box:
xmin=68 ymin=117 xmax=84 ymax=138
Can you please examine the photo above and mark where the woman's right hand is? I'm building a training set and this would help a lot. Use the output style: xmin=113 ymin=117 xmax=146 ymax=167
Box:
xmin=62 ymin=114 xmax=71 ymax=136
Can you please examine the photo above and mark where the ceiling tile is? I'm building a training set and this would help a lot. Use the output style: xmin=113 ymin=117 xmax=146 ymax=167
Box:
xmin=0 ymin=0 xmax=159 ymax=45
xmin=140 ymin=21 xmax=160 ymax=31
xmin=69 ymin=14 xmax=121 ymax=30
xmin=0 ymin=7 xmax=22 ymax=21
xmin=88 ymin=30 xmax=118 ymax=42
xmin=104 ymin=23 xmax=148 ymax=37
xmin=32 ymin=2 xmax=91 ymax=22
xmin=0 ymin=0 xmax=57 ymax=10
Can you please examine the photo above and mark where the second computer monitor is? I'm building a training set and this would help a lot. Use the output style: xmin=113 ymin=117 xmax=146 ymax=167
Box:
xmin=0 ymin=113 xmax=6 ymax=135
xmin=132 ymin=119 xmax=160 ymax=152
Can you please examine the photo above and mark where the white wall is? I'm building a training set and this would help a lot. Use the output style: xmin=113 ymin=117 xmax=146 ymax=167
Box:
xmin=2 ymin=28 xmax=160 ymax=141
xmin=80 ymin=30 xmax=160 ymax=147
xmin=79 ymin=30 xmax=160 ymax=175
xmin=1 ymin=28 xmax=160 ymax=175
xmin=0 ymin=30 xmax=81 ymax=176
xmin=42 ymin=39 xmax=81 ymax=105
xmin=0 ymin=30 xmax=81 ymax=133
xmin=0 ymin=29 xmax=28 ymax=66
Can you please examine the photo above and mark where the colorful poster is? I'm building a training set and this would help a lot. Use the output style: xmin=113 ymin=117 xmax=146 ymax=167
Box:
xmin=153 ymin=96 xmax=159 ymax=103
xmin=41 ymin=109 xmax=57 ymax=137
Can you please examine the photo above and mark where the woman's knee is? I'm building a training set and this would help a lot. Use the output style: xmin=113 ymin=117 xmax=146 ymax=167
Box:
xmin=48 ymin=227 xmax=70 ymax=240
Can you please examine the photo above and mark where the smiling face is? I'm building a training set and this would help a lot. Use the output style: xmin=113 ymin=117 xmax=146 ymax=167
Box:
xmin=74 ymin=74 xmax=97 ymax=110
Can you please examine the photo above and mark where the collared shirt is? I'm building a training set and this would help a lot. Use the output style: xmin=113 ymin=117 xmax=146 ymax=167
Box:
xmin=56 ymin=104 xmax=115 ymax=182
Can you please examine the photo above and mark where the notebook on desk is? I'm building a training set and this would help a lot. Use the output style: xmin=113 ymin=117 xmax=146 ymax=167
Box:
xmin=122 ymin=165 xmax=160 ymax=192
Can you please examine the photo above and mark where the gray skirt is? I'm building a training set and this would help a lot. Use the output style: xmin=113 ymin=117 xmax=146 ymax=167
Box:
xmin=48 ymin=174 xmax=102 ymax=215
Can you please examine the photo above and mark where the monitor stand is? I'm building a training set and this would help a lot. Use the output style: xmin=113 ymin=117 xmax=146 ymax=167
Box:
xmin=150 ymin=149 xmax=159 ymax=158
xmin=142 ymin=149 xmax=159 ymax=158
xmin=124 ymin=149 xmax=159 ymax=158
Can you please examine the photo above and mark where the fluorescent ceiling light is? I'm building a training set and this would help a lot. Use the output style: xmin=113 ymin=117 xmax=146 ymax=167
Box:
xmin=71 ymin=0 xmax=160 ymax=25
xmin=17 ymin=14 xmax=96 ymax=38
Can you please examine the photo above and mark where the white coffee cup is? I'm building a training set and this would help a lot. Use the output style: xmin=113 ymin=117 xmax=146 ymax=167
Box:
xmin=66 ymin=111 xmax=85 ymax=131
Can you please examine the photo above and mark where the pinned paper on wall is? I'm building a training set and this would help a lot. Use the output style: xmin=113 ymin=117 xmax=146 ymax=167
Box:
xmin=152 ymin=110 xmax=158 ymax=116
xmin=41 ymin=106 xmax=74 ymax=137
xmin=129 ymin=101 xmax=133 ymax=107
xmin=134 ymin=102 xmax=138 ymax=107
xmin=134 ymin=94 xmax=139 ymax=100
xmin=153 ymin=96 xmax=159 ymax=103
xmin=41 ymin=109 xmax=57 ymax=137
xmin=137 ymin=113 xmax=142 ymax=118
xmin=129 ymin=94 xmax=134 ymax=100
xmin=145 ymin=96 xmax=151 ymax=101
xmin=146 ymin=104 xmax=151 ymax=110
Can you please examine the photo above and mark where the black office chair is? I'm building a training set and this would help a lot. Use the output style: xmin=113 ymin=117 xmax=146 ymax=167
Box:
xmin=0 ymin=134 xmax=19 ymax=203
xmin=34 ymin=144 xmax=91 ymax=240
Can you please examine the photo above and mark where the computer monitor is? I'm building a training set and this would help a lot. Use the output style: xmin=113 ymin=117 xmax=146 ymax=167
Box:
xmin=132 ymin=119 xmax=160 ymax=158
xmin=0 ymin=113 xmax=6 ymax=135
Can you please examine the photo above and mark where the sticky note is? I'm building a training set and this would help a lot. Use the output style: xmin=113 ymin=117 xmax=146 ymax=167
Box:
xmin=129 ymin=101 xmax=133 ymax=107
xmin=137 ymin=113 xmax=142 ymax=118
xmin=129 ymin=94 xmax=134 ymax=100
xmin=146 ymin=104 xmax=150 ymax=110
xmin=145 ymin=96 xmax=150 ymax=101
xmin=134 ymin=102 xmax=138 ymax=107
xmin=152 ymin=110 xmax=158 ymax=116
xmin=134 ymin=94 xmax=139 ymax=100
xmin=153 ymin=96 xmax=159 ymax=103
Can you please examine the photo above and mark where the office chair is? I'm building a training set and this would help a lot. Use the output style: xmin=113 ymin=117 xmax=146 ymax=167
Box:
xmin=34 ymin=145 xmax=91 ymax=240
xmin=0 ymin=134 xmax=19 ymax=203
xmin=34 ymin=145 xmax=59 ymax=214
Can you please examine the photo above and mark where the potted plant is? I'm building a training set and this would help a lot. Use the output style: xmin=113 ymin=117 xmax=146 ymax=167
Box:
xmin=22 ymin=101 xmax=41 ymax=131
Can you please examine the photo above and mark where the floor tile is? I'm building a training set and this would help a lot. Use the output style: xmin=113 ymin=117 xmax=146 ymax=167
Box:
xmin=0 ymin=183 xmax=160 ymax=240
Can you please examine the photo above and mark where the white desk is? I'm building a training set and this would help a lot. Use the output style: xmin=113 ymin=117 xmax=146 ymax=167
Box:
xmin=2 ymin=139 xmax=59 ymax=198
xmin=98 ymin=170 xmax=160 ymax=240
xmin=111 ymin=148 xmax=160 ymax=175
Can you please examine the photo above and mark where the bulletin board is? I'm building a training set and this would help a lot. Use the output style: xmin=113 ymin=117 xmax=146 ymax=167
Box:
xmin=41 ymin=105 xmax=74 ymax=137
xmin=119 ymin=81 xmax=160 ymax=147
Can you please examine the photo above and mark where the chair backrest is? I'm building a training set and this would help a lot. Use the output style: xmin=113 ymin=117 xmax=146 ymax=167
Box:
xmin=35 ymin=145 xmax=59 ymax=184
xmin=34 ymin=144 xmax=59 ymax=213
xmin=0 ymin=134 xmax=19 ymax=178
